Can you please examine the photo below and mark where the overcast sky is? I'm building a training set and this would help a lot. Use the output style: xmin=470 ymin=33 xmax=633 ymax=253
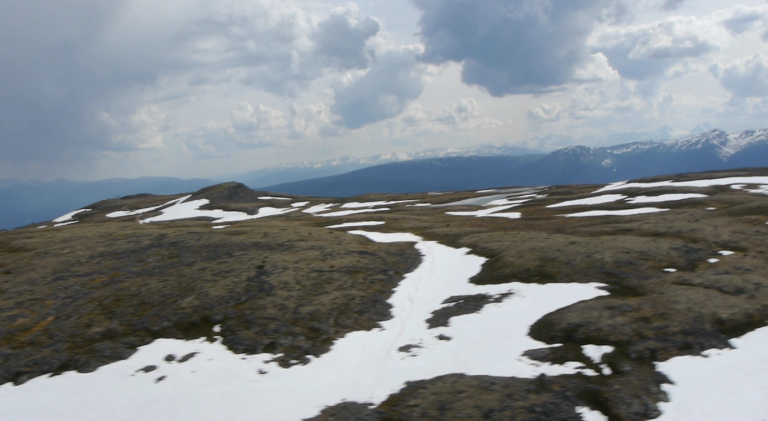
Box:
xmin=2 ymin=0 xmax=767 ymax=181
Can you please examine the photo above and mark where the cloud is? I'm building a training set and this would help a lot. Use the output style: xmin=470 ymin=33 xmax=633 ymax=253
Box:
xmin=331 ymin=47 xmax=427 ymax=129
xmin=526 ymin=104 xmax=564 ymax=125
xmin=711 ymin=54 xmax=768 ymax=99
xmin=313 ymin=5 xmax=380 ymax=70
xmin=185 ymin=101 xmax=288 ymax=157
xmin=386 ymin=98 xmax=501 ymax=139
xmin=716 ymin=5 xmax=768 ymax=39
xmin=0 ymin=0 xmax=390 ymax=177
xmin=595 ymin=16 xmax=727 ymax=80
xmin=410 ymin=0 xmax=621 ymax=96
xmin=659 ymin=0 xmax=685 ymax=12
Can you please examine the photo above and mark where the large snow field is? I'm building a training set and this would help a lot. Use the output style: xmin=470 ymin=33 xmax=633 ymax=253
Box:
xmin=655 ymin=325 xmax=768 ymax=421
xmin=0 ymin=230 xmax=610 ymax=421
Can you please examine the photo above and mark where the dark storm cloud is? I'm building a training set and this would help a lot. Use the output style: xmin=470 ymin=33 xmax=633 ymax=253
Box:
xmin=409 ymin=0 xmax=618 ymax=96
xmin=331 ymin=48 xmax=426 ymax=129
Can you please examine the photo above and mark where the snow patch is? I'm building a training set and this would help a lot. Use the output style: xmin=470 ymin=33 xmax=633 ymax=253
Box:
xmin=708 ymin=258 xmax=720 ymax=263
xmin=576 ymin=406 xmax=609 ymax=421
xmin=53 ymin=221 xmax=79 ymax=227
xmin=259 ymin=196 xmax=291 ymax=200
xmin=547 ymin=195 xmax=626 ymax=208
xmin=626 ymin=194 xmax=707 ymax=204
xmin=107 ymin=197 xmax=189 ymax=218
xmin=561 ymin=208 xmax=669 ymax=217
xmin=341 ymin=200 xmax=418 ymax=209
xmin=139 ymin=197 xmax=297 ymax=224
xmin=315 ymin=208 xmax=389 ymax=217
xmin=594 ymin=177 xmax=768 ymax=193
xmin=655 ymin=326 xmax=768 ymax=421
xmin=664 ymin=268 xmax=678 ymax=273
xmin=719 ymin=251 xmax=735 ymax=256
xmin=582 ymin=345 xmax=614 ymax=364
xmin=291 ymin=202 xmax=310 ymax=208
xmin=325 ymin=221 xmax=386 ymax=229
xmin=53 ymin=209 xmax=91 ymax=223
xmin=303 ymin=204 xmax=338 ymax=214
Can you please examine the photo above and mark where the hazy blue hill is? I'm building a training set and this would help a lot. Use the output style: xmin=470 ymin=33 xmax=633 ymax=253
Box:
xmin=0 ymin=177 xmax=215 ymax=230
xmin=264 ymin=155 xmax=545 ymax=197
xmin=265 ymin=129 xmax=768 ymax=197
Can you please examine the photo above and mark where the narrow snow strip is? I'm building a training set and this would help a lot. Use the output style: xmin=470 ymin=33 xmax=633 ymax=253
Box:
xmin=664 ymin=268 xmax=678 ymax=273
xmin=485 ymin=198 xmax=532 ymax=206
xmin=582 ymin=345 xmax=614 ymax=364
xmin=486 ymin=212 xmax=522 ymax=220
xmin=107 ymin=196 xmax=190 ymax=218
xmin=547 ymin=195 xmax=627 ymax=208
xmin=315 ymin=208 xmax=390 ymax=217
xmin=407 ymin=203 xmax=433 ymax=207
xmin=303 ymin=204 xmax=338 ymax=214
xmin=259 ymin=196 xmax=291 ymax=200
xmin=719 ymin=251 xmax=735 ymax=256
xmin=212 ymin=226 xmax=230 ymax=230
xmin=53 ymin=209 xmax=91 ymax=223
xmin=325 ymin=221 xmax=386 ymax=229
xmin=139 ymin=199 xmax=297 ymax=224
xmin=594 ymin=176 xmax=768 ymax=193
xmin=446 ymin=205 xmax=519 ymax=217
xmin=562 ymin=208 xmax=669 ymax=217
xmin=428 ymin=192 xmax=444 ymax=195
xmin=576 ymin=406 xmax=609 ymax=421
xmin=340 ymin=200 xmax=418 ymax=209
xmin=36 ymin=226 xmax=47 ymax=229
xmin=437 ymin=194 xmax=515 ymax=207
xmin=708 ymin=258 xmax=720 ymax=263
xmin=0 ymin=232 xmax=609 ymax=421
xmin=626 ymin=194 xmax=708 ymax=204
xmin=655 ymin=326 xmax=768 ymax=421
xmin=731 ymin=185 xmax=746 ymax=190
xmin=745 ymin=185 xmax=768 ymax=195
xmin=706 ymin=207 xmax=717 ymax=210
xmin=477 ymin=189 xmax=497 ymax=193
xmin=54 ymin=221 xmax=79 ymax=227
xmin=291 ymin=202 xmax=310 ymax=208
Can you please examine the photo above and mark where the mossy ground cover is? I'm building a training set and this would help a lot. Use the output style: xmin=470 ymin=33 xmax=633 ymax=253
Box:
xmin=1 ymin=168 xmax=767 ymax=420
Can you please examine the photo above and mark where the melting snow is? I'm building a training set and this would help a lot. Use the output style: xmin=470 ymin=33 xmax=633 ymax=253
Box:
xmin=212 ymin=226 xmax=230 ymax=230
xmin=706 ymin=207 xmax=717 ymax=210
xmin=107 ymin=197 xmax=189 ymax=218
xmin=259 ymin=196 xmax=291 ymax=200
xmin=477 ymin=189 xmax=497 ymax=193
xmin=446 ymin=205 xmax=520 ymax=218
xmin=291 ymin=202 xmax=310 ymax=208
xmin=138 ymin=197 xmax=297 ymax=224
xmin=582 ymin=345 xmax=614 ymax=364
xmin=562 ymin=208 xmax=670 ymax=217
xmin=547 ymin=195 xmax=627 ymax=208
xmin=719 ymin=251 xmax=735 ymax=256
xmin=36 ymin=226 xmax=47 ymax=229
xmin=576 ymin=406 xmax=609 ymax=421
xmin=626 ymin=194 xmax=708 ymax=204
xmin=325 ymin=221 xmax=386 ymax=229
xmin=655 ymin=326 xmax=768 ymax=421
xmin=664 ymin=268 xmax=678 ymax=273
xmin=594 ymin=177 xmax=768 ymax=193
xmin=315 ymin=208 xmax=390 ymax=217
xmin=0 ymin=231 xmax=609 ymax=421
xmin=53 ymin=209 xmax=91 ymax=223
xmin=53 ymin=221 xmax=79 ymax=227
xmin=303 ymin=204 xmax=338 ymax=214
xmin=707 ymin=258 xmax=720 ymax=263
xmin=340 ymin=200 xmax=418 ymax=209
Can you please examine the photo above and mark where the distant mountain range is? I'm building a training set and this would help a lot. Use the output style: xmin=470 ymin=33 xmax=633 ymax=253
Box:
xmin=222 ymin=144 xmax=544 ymax=188
xmin=265 ymin=129 xmax=768 ymax=197
xmin=0 ymin=177 xmax=215 ymax=230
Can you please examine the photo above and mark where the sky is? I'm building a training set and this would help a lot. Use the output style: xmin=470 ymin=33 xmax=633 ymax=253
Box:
xmin=1 ymin=0 xmax=767 ymax=181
